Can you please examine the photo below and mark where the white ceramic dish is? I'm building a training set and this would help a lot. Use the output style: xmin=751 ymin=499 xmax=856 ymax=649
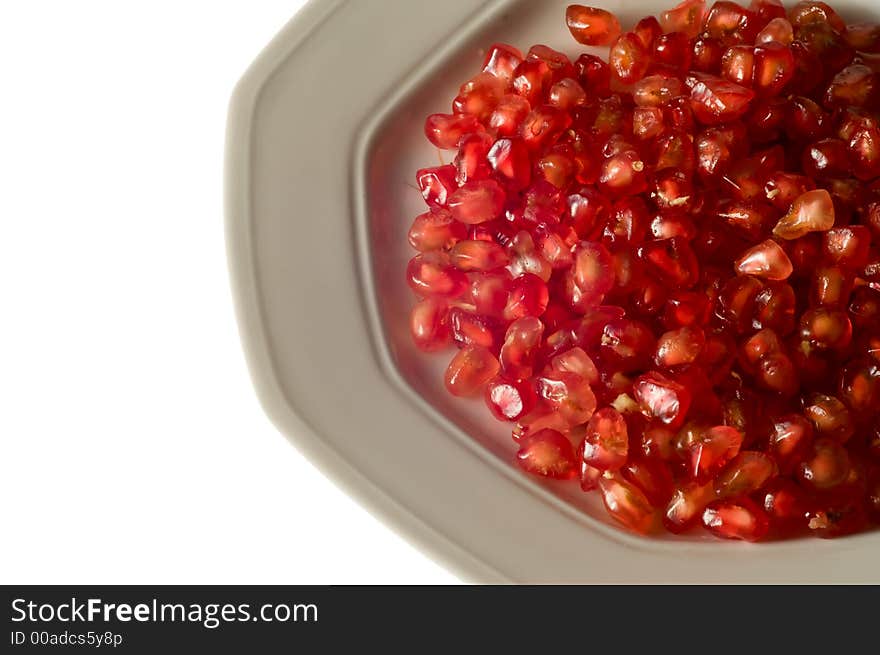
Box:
xmin=226 ymin=0 xmax=880 ymax=582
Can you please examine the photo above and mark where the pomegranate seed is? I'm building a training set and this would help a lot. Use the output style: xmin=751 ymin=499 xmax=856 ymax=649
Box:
xmin=453 ymin=72 xmax=504 ymax=122
xmin=734 ymin=239 xmax=793 ymax=280
xmin=803 ymin=393 xmax=855 ymax=443
xmin=822 ymin=226 xmax=871 ymax=270
xmin=449 ymin=308 xmax=503 ymax=351
xmin=408 ymin=209 xmax=465 ymax=252
xmin=692 ymin=36 xmax=725 ymax=73
xmin=550 ymin=346 xmax=600 ymax=385
xmin=621 ymin=457 xmax=675 ymax=507
xmin=845 ymin=23 xmax=880 ymax=54
xmin=761 ymin=478 xmax=810 ymax=528
xmin=687 ymin=424 xmax=743 ymax=482
xmin=756 ymin=17 xmax=793 ymax=45
xmin=581 ymin=407 xmax=629 ymax=471
xmin=687 ymin=72 xmax=756 ymax=124
xmin=574 ymin=54 xmax=612 ymax=97
xmin=504 ymin=273 xmax=550 ymax=321
xmin=527 ymin=45 xmax=576 ymax=83
xmin=548 ymin=78 xmax=587 ymax=112
xmin=702 ymin=498 xmax=769 ymax=541
xmin=799 ymin=308 xmax=852 ymax=350
xmin=660 ymin=0 xmax=707 ymax=38
xmin=715 ymin=450 xmax=777 ymax=497
xmin=487 ymin=138 xmax=531 ymax=189
xmin=444 ymin=345 xmax=501 ymax=397
xmin=802 ymin=138 xmax=851 ymax=179
xmin=753 ymin=42 xmax=795 ymax=95
xmin=639 ymin=237 xmax=700 ymax=289
xmin=407 ymin=252 xmax=468 ymax=298
xmin=410 ymin=297 xmax=451 ymax=352
xmin=633 ymin=371 xmax=693 ymax=428
xmin=634 ymin=16 xmax=663 ymax=49
xmin=424 ymin=113 xmax=481 ymax=150
xmin=485 ymin=376 xmax=537 ymax=422
xmin=772 ymin=189 xmax=835 ymax=239
xmin=499 ymin=316 xmax=544 ymax=380
xmin=511 ymin=59 xmax=552 ymax=107
xmin=598 ymin=475 xmax=657 ymax=534
xmin=768 ymin=413 xmax=814 ymax=473
xmin=753 ymin=281 xmax=796 ymax=333
xmin=609 ymin=32 xmax=651 ymax=85
xmin=416 ymin=166 xmax=458 ymax=209
xmin=664 ymin=481 xmax=715 ymax=532
xmin=633 ymin=75 xmax=684 ymax=108
xmin=482 ymin=43 xmax=524 ymax=82
xmin=520 ymin=105 xmax=572 ymax=151
xmin=488 ymin=94 xmax=531 ymax=137
xmin=450 ymin=239 xmax=508 ymax=272
xmin=788 ymin=1 xmax=846 ymax=34
xmin=654 ymin=32 xmax=693 ymax=72
xmin=654 ymin=326 xmax=706 ymax=367
xmin=536 ymin=371 xmax=597 ymax=425
xmin=798 ymin=437 xmax=851 ymax=490
xmin=448 ymin=179 xmax=506 ymax=224
xmin=516 ymin=428 xmax=578 ymax=479
xmin=601 ymin=319 xmax=656 ymax=372
xmin=721 ymin=45 xmax=755 ymax=87
xmin=566 ymin=241 xmax=615 ymax=310
xmin=565 ymin=5 xmax=621 ymax=46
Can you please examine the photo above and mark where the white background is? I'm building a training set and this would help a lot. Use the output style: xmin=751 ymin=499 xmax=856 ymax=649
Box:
xmin=0 ymin=1 xmax=458 ymax=584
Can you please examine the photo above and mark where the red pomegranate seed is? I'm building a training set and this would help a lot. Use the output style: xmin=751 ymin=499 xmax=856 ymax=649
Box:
xmin=788 ymin=1 xmax=846 ymax=34
xmin=664 ymin=481 xmax=715 ymax=532
xmin=633 ymin=371 xmax=693 ymax=428
xmin=687 ymin=425 xmax=744 ymax=482
xmin=424 ymin=113 xmax=481 ymax=150
xmin=407 ymin=252 xmax=468 ymax=298
xmin=520 ymin=105 xmax=572 ymax=151
xmin=550 ymin=346 xmax=600 ymax=385
xmin=565 ymin=4 xmax=621 ymax=46
xmin=654 ymin=326 xmax=706 ymax=368
xmin=660 ymin=0 xmax=706 ymax=38
xmin=504 ymin=273 xmax=549 ymax=321
xmin=704 ymin=2 xmax=760 ymax=46
xmin=448 ymin=179 xmax=506 ymax=224
xmin=761 ymin=478 xmax=810 ymax=528
xmin=799 ymin=308 xmax=853 ymax=351
xmin=734 ymin=239 xmax=793 ymax=280
xmin=822 ymin=226 xmax=871 ymax=270
xmin=639 ymin=237 xmax=700 ymax=289
xmin=581 ymin=407 xmax=629 ymax=471
xmin=772 ymin=189 xmax=835 ymax=239
xmin=488 ymin=94 xmax=531 ymax=137
xmin=450 ymin=239 xmax=508 ymax=272
xmin=721 ymin=45 xmax=755 ymax=87
xmin=516 ymin=428 xmax=578 ymax=479
xmin=692 ymin=36 xmax=725 ymax=73
xmin=601 ymin=319 xmax=656 ymax=372
xmin=598 ymin=475 xmax=657 ymax=534
xmin=453 ymin=72 xmax=504 ymax=122
xmin=485 ymin=376 xmax=537 ymax=422
xmin=482 ymin=43 xmax=524 ymax=82
xmin=798 ymin=437 xmax=851 ymax=490
xmin=609 ymin=32 xmax=651 ymax=85
xmin=803 ymin=393 xmax=855 ymax=443
xmin=487 ymin=137 xmax=532 ymax=189
xmin=511 ymin=59 xmax=552 ymax=107
xmin=714 ymin=450 xmax=777 ymax=498
xmin=410 ymin=297 xmax=451 ymax=352
xmin=408 ymin=209 xmax=466 ymax=252
xmin=500 ymin=316 xmax=544 ymax=380
xmin=444 ymin=345 xmax=501 ymax=397
xmin=566 ymin=241 xmax=615 ymax=310
xmin=687 ymin=72 xmax=756 ymax=124
xmin=756 ymin=17 xmax=794 ymax=45
xmin=536 ymin=371 xmax=597 ymax=425
xmin=702 ymin=498 xmax=769 ymax=541
xmin=449 ymin=308 xmax=503 ymax=351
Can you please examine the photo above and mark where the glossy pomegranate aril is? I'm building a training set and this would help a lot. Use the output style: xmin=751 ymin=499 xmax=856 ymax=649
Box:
xmin=598 ymin=475 xmax=657 ymax=534
xmin=408 ymin=209 xmax=466 ymax=252
xmin=520 ymin=105 xmax=572 ymax=151
xmin=407 ymin=252 xmax=468 ymax=298
xmin=822 ymin=226 xmax=871 ymax=270
xmin=664 ymin=481 xmax=715 ymax=532
xmin=633 ymin=371 xmax=693 ymax=428
xmin=756 ymin=17 xmax=794 ymax=45
xmin=581 ymin=407 xmax=629 ymax=471
xmin=488 ymin=94 xmax=531 ymax=137
xmin=424 ymin=113 xmax=481 ymax=150
xmin=687 ymin=424 xmax=744 ymax=482
xmin=516 ymin=428 xmax=578 ymax=479
xmin=566 ymin=241 xmax=615 ymax=310
xmin=772 ymin=189 xmax=835 ymax=239
xmin=788 ymin=1 xmax=846 ymax=34
xmin=511 ymin=59 xmax=552 ymax=107
xmin=653 ymin=32 xmax=693 ymax=72
xmin=609 ymin=32 xmax=651 ymax=85
xmin=654 ymin=326 xmax=706 ymax=368
xmin=846 ymin=23 xmax=880 ymax=53
xmin=487 ymin=137 xmax=531 ymax=189
xmin=799 ymin=308 xmax=852 ymax=351
xmin=753 ymin=42 xmax=795 ymax=95
xmin=721 ymin=45 xmax=755 ymax=87
xmin=485 ymin=376 xmax=537 ymax=422
xmin=687 ymin=72 xmax=756 ymax=124
xmin=504 ymin=273 xmax=549 ymax=321
xmin=702 ymin=498 xmax=769 ymax=541
xmin=714 ymin=450 xmax=777 ymax=498
xmin=482 ymin=43 xmax=524 ymax=82
xmin=565 ymin=4 xmax=621 ymax=46
xmin=448 ymin=179 xmax=506 ymax=225
xmin=803 ymin=393 xmax=854 ymax=443
xmin=798 ymin=437 xmax=851 ymax=490
xmin=734 ymin=239 xmax=793 ymax=280
xmin=661 ymin=0 xmax=707 ymax=38
xmin=761 ymin=478 xmax=810 ymax=528
xmin=601 ymin=318 xmax=656 ymax=372
xmin=753 ymin=281 xmax=796 ymax=333
xmin=410 ymin=297 xmax=451 ymax=352
xmin=450 ymin=239 xmax=508 ymax=272
xmin=536 ymin=371 xmax=597 ymax=425
xmin=444 ymin=345 xmax=501 ymax=397
xmin=449 ymin=308 xmax=503 ymax=351
xmin=639 ymin=237 xmax=700 ymax=289
xmin=453 ymin=72 xmax=504 ymax=122
xmin=692 ymin=36 xmax=725 ymax=73
xmin=499 ymin=316 xmax=544 ymax=380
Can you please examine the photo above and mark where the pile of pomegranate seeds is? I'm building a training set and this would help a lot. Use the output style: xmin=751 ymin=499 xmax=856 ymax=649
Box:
xmin=407 ymin=0 xmax=880 ymax=541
